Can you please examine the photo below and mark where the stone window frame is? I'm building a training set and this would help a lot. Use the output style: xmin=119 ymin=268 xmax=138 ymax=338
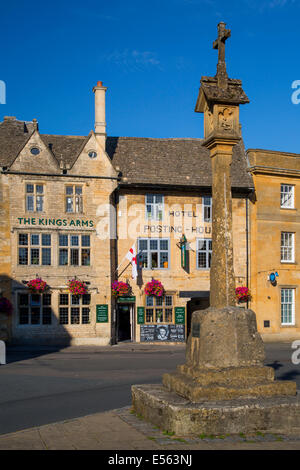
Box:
xmin=196 ymin=238 xmax=212 ymax=269
xmin=18 ymin=232 xmax=52 ymax=266
xmin=280 ymin=232 xmax=295 ymax=263
xmin=144 ymin=294 xmax=174 ymax=324
xmin=137 ymin=237 xmax=170 ymax=270
xmin=17 ymin=292 xmax=52 ymax=325
xmin=280 ymin=287 xmax=295 ymax=326
xmin=280 ymin=184 xmax=295 ymax=209
xmin=58 ymin=233 xmax=91 ymax=267
xmin=202 ymin=196 xmax=212 ymax=222
xmin=25 ymin=182 xmax=44 ymax=213
xmin=145 ymin=194 xmax=164 ymax=221
xmin=65 ymin=184 xmax=83 ymax=214
xmin=58 ymin=293 xmax=91 ymax=325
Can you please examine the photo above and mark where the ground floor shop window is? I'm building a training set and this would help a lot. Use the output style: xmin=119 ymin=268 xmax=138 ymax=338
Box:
xmin=145 ymin=295 xmax=173 ymax=323
xmin=281 ymin=288 xmax=295 ymax=325
xmin=59 ymin=294 xmax=91 ymax=325
xmin=18 ymin=293 xmax=52 ymax=325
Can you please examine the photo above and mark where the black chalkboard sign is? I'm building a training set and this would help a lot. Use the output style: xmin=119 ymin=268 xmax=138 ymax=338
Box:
xmin=140 ymin=324 xmax=185 ymax=342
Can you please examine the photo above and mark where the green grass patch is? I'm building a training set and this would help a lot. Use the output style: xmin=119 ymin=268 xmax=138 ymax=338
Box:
xmin=162 ymin=430 xmax=175 ymax=436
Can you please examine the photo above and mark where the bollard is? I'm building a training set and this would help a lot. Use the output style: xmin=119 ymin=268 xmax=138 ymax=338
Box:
xmin=0 ymin=341 xmax=6 ymax=365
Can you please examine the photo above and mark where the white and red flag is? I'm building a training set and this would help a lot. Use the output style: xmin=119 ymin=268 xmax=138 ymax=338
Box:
xmin=125 ymin=243 xmax=138 ymax=280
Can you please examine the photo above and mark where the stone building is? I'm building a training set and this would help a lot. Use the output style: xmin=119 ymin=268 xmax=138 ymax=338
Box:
xmin=0 ymin=82 xmax=298 ymax=344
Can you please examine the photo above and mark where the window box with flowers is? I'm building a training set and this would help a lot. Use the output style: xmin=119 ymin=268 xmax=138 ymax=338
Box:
xmin=27 ymin=278 xmax=49 ymax=294
xmin=235 ymin=286 xmax=251 ymax=304
xmin=111 ymin=281 xmax=131 ymax=298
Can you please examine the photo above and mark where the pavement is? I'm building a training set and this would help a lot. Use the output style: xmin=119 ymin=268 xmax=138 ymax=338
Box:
xmin=2 ymin=341 xmax=300 ymax=451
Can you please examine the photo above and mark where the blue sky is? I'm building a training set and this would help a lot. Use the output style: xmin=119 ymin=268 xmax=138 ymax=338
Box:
xmin=1 ymin=0 xmax=300 ymax=153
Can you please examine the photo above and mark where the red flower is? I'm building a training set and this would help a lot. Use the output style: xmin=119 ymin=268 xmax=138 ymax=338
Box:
xmin=27 ymin=278 xmax=48 ymax=294
xmin=111 ymin=281 xmax=130 ymax=297
xmin=67 ymin=279 xmax=88 ymax=296
xmin=144 ymin=280 xmax=164 ymax=297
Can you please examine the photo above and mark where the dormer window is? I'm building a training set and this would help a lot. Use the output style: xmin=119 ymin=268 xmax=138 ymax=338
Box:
xmin=30 ymin=147 xmax=40 ymax=155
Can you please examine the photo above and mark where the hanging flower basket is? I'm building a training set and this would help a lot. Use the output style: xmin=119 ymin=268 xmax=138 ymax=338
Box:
xmin=111 ymin=281 xmax=131 ymax=297
xmin=0 ymin=297 xmax=13 ymax=315
xmin=235 ymin=286 xmax=251 ymax=303
xmin=68 ymin=279 xmax=88 ymax=296
xmin=144 ymin=279 xmax=164 ymax=297
xmin=27 ymin=278 xmax=49 ymax=294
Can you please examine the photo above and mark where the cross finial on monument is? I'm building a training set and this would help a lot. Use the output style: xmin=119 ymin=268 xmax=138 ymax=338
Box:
xmin=213 ymin=22 xmax=231 ymax=89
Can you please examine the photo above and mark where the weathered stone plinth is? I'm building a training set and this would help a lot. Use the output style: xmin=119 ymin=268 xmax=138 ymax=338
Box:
xmin=162 ymin=306 xmax=296 ymax=401
xmin=131 ymin=306 xmax=298 ymax=435
xmin=132 ymin=385 xmax=300 ymax=436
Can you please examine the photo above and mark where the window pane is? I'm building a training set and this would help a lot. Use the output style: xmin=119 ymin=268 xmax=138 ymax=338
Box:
xmin=146 ymin=308 xmax=154 ymax=322
xmin=155 ymin=308 xmax=163 ymax=322
xmin=31 ymin=307 xmax=40 ymax=324
xmin=36 ymin=185 xmax=43 ymax=194
xmin=42 ymin=307 xmax=52 ymax=325
xmin=19 ymin=248 xmax=28 ymax=265
xmin=75 ymin=186 xmax=82 ymax=195
xmin=160 ymin=252 xmax=168 ymax=268
xmin=66 ymin=197 xmax=73 ymax=212
xmin=146 ymin=194 xmax=154 ymax=204
xmin=19 ymin=234 xmax=28 ymax=245
xmin=165 ymin=308 xmax=173 ymax=323
xmin=82 ymin=294 xmax=91 ymax=305
xmin=19 ymin=307 xmax=29 ymax=324
xmin=59 ymin=235 xmax=68 ymax=246
xmin=43 ymin=294 xmax=51 ymax=306
xmin=26 ymin=195 xmax=34 ymax=211
xmin=36 ymin=195 xmax=43 ymax=212
xmin=146 ymin=296 xmax=154 ymax=307
xmin=75 ymin=196 xmax=82 ymax=213
xmin=139 ymin=239 xmax=148 ymax=251
xmin=71 ymin=235 xmax=79 ymax=246
xmin=82 ymin=249 xmax=90 ymax=266
xmin=151 ymin=252 xmax=158 ymax=268
xmin=71 ymin=308 xmax=80 ymax=324
xmin=70 ymin=249 xmax=79 ymax=266
xmin=59 ymin=249 xmax=68 ymax=265
xmin=82 ymin=308 xmax=90 ymax=324
xmin=26 ymin=184 xmax=34 ymax=193
xmin=42 ymin=248 xmax=51 ymax=265
xmin=71 ymin=295 xmax=80 ymax=305
xmin=42 ymin=234 xmax=51 ymax=246
xmin=160 ymin=239 xmax=168 ymax=250
xmin=150 ymin=240 xmax=158 ymax=250
xmin=31 ymin=234 xmax=39 ymax=245
xmin=59 ymin=294 xmax=69 ymax=305
xmin=19 ymin=294 xmax=28 ymax=305
xmin=59 ymin=307 xmax=69 ymax=324
xmin=66 ymin=186 xmax=73 ymax=195
xmin=31 ymin=248 xmax=40 ymax=265
xmin=82 ymin=235 xmax=90 ymax=247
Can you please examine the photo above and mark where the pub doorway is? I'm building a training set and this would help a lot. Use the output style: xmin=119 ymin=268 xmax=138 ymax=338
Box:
xmin=116 ymin=304 xmax=134 ymax=342
xmin=186 ymin=296 xmax=210 ymax=339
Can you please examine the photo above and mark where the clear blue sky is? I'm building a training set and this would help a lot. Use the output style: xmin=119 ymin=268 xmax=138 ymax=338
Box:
xmin=1 ymin=0 xmax=300 ymax=153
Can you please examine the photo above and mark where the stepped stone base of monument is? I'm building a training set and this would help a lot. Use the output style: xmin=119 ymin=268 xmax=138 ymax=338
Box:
xmin=132 ymin=307 xmax=299 ymax=435
xmin=132 ymin=384 xmax=300 ymax=436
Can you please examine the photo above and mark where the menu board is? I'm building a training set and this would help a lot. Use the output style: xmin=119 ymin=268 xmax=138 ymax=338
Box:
xmin=140 ymin=324 xmax=185 ymax=342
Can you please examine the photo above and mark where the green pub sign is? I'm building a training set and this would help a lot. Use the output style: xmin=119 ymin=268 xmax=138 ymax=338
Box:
xmin=175 ymin=307 xmax=185 ymax=325
xmin=96 ymin=304 xmax=109 ymax=323
xmin=137 ymin=307 xmax=145 ymax=325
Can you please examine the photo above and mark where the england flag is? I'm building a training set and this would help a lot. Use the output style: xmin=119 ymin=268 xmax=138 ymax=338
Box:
xmin=125 ymin=243 xmax=138 ymax=280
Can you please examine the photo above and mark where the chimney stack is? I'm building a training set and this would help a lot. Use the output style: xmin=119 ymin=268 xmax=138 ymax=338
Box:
xmin=92 ymin=81 xmax=107 ymax=147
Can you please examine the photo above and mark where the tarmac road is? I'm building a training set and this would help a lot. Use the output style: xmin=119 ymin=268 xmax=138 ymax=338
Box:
xmin=0 ymin=341 xmax=299 ymax=436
